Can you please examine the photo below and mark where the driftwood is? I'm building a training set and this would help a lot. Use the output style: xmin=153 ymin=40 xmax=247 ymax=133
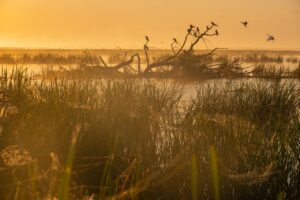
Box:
xmin=96 ymin=53 xmax=141 ymax=72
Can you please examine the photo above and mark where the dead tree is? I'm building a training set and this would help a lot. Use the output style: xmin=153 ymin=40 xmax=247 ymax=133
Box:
xmin=142 ymin=23 xmax=219 ymax=74
xmin=82 ymin=23 xmax=221 ymax=76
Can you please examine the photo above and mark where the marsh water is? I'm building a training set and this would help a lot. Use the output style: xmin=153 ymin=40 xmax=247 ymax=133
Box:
xmin=1 ymin=64 xmax=300 ymax=103
xmin=1 ymin=50 xmax=300 ymax=102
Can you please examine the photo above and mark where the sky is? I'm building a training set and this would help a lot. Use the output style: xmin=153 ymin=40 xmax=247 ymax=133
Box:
xmin=0 ymin=0 xmax=299 ymax=50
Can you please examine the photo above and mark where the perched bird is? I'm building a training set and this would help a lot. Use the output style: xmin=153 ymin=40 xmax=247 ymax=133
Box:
xmin=173 ymin=38 xmax=178 ymax=44
xmin=196 ymin=27 xmax=200 ymax=32
xmin=194 ymin=32 xmax=198 ymax=37
xmin=187 ymin=28 xmax=192 ymax=33
xmin=241 ymin=21 xmax=248 ymax=27
xmin=267 ymin=34 xmax=275 ymax=41
xmin=215 ymin=30 xmax=219 ymax=36
xmin=145 ymin=35 xmax=150 ymax=43
xmin=206 ymin=26 xmax=209 ymax=30
xmin=211 ymin=21 xmax=218 ymax=27
xmin=190 ymin=24 xmax=195 ymax=29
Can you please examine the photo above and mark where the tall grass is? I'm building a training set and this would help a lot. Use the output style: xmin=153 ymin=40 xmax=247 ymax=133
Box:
xmin=0 ymin=68 xmax=299 ymax=199
xmin=293 ymin=62 xmax=300 ymax=78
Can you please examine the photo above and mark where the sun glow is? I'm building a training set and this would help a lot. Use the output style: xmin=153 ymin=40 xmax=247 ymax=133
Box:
xmin=0 ymin=0 xmax=299 ymax=49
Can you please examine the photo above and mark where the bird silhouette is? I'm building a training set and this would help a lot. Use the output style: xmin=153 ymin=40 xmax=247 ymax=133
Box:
xmin=196 ymin=27 xmax=200 ymax=32
xmin=190 ymin=24 xmax=195 ymax=29
xmin=187 ymin=28 xmax=192 ymax=33
xmin=173 ymin=38 xmax=178 ymax=43
xmin=266 ymin=34 xmax=275 ymax=41
xmin=145 ymin=36 xmax=150 ymax=43
xmin=194 ymin=32 xmax=198 ymax=37
xmin=215 ymin=30 xmax=219 ymax=36
xmin=206 ymin=26 xmax=209 ymax=30
xmin=211 ymin=21 xmax=218 ymax=27
xmin=241 ymin=21 xmax=248 ymax=27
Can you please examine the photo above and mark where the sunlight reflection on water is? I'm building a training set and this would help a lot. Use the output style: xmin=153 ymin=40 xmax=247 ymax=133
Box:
xmin=1 ymin=63 xmax=299 ymax=103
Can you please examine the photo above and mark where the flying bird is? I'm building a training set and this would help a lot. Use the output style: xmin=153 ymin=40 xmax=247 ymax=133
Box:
xmin=211 ymin=21 xmax=218 ymax=27
xmin=241 ymin=21 xmax=248 ymax=27
xmin=266 ymin=34 xmax=275 ymax=41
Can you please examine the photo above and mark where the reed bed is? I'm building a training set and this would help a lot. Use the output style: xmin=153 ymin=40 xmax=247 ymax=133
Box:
xmin=0 ymin=68 xmax=299 ymax=199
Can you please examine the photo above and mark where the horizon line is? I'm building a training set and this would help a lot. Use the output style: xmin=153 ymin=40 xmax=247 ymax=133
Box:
xmin=0 ymin=47 xmax=300 ymax=52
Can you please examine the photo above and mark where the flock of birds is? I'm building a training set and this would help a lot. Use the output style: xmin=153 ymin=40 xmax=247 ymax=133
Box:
xmin=240 ymin=21 xmax=275 ymax=41
xmin=145 ymin=21 xmax=275 ymax=48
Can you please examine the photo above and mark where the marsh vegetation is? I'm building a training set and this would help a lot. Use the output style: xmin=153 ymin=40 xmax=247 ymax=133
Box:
xmin=1 ymin=48 xmax=300 ymax=81
xmin=0 ymin=67 xmax=299 ymax=199
xmin=0 ymin=28 xmax=299 ymax=200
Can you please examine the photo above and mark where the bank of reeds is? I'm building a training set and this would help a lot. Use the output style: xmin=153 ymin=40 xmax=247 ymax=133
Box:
xmin=0 ymin=68 xmax=299 ymax=199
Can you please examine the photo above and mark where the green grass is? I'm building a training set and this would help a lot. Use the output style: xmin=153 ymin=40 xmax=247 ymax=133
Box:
xmin=0 ymin=68 xmax=299 ymax=199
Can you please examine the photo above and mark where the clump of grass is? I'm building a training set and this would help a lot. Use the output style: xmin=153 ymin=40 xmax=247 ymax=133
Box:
xmin=0 ymin=52 xmax=85 ymax=65
xmin=286 ymin=57 xmax=299 ymax=64
xmin=183 ymin=79 xmax=299 ymax=199
xmin=0 ymin=53 xmax=15 ymax=64
xmin=241 ymin=53 xmax=284 ymax=63
xmin=292 ymin=62 xmax=300 ymax=78
xmin=252 ymin=64 xmax=287 ymax=79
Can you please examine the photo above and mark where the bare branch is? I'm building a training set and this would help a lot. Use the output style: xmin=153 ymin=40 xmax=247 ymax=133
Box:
xmin=98 ymin=56 xmax=108 ymax=68
xmin=199 ymin=48 xmax=226 ymax=59
xmin=188 ymin=24 xmax=217 ymax=52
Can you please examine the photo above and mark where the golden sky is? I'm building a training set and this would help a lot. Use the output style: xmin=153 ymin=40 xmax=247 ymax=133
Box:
xmin=0 ymin=0 xmax=299 ymax=49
